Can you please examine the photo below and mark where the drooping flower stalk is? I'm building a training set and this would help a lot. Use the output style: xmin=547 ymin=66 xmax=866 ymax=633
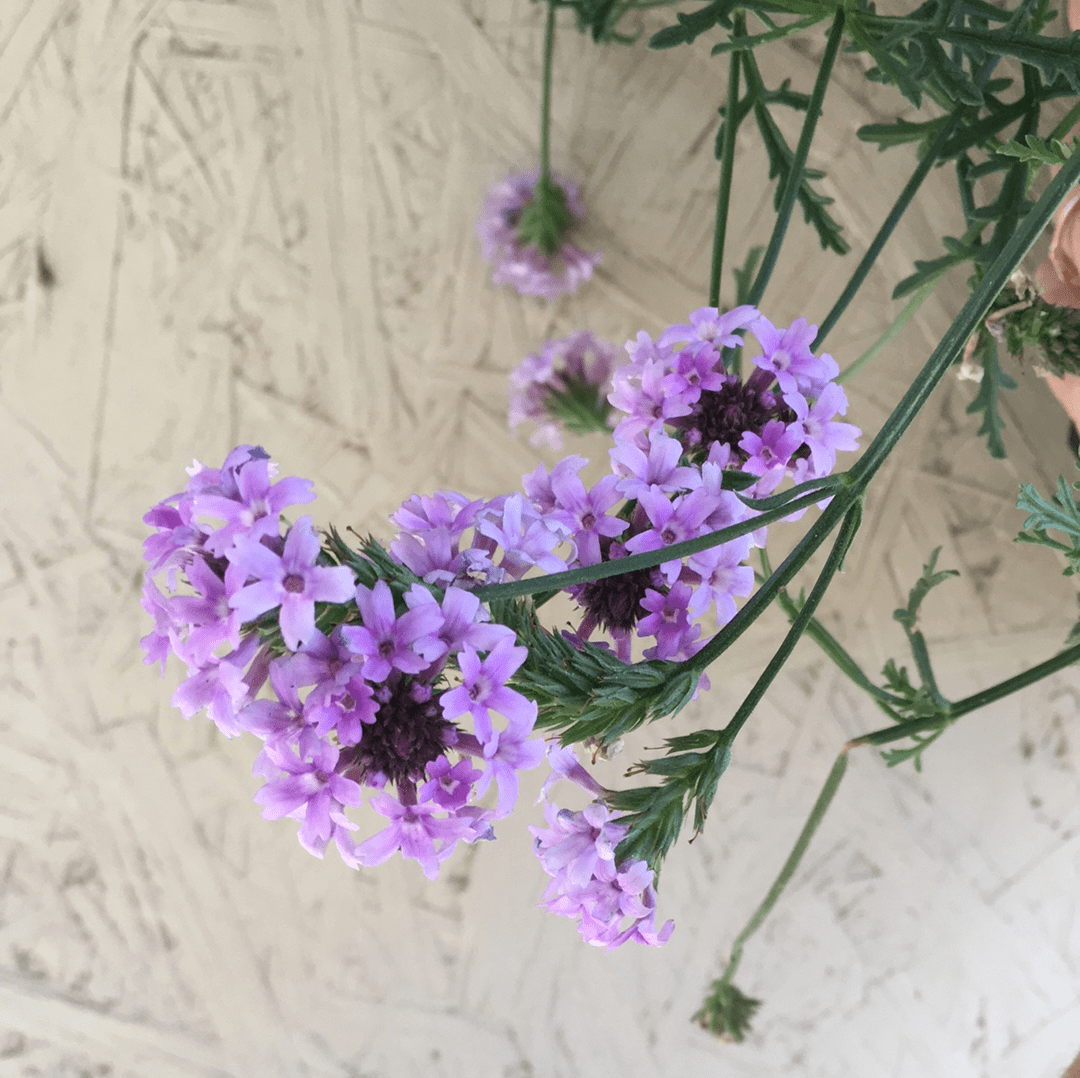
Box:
xmin=476 ymin=3 xmax=601 ymax=298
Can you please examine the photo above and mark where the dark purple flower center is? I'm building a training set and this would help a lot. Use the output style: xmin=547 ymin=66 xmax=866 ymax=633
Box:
xmin=579 ymin=554 xmax=654 ymax=635
xmin=581 ymin=512 xmax=596 ymax=530
xmin=661 ymin=528 xmax=677 ymax=545
xmin=693 ymin=377 xmax=777 ymax=452
xmin=349 ymin=677 xmax=452 ymax=787
xmin=379 ymin=639 xmax=395 ymax=659
xmin=282 ymin=573 xmax=306 ymax=594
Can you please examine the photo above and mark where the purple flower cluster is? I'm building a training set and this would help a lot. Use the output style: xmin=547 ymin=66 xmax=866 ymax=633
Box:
xmin=611 ymin=307 xmax=860 ymax=485
xmin=393 ymin=307 xmax=858 ymax=670
xmin=550 ymin=306 xmax=858 ymax=663
xmin=531 ymin=745 xmax=674 ymax=949
xmin=141 ymin=446 xmax=544 ymax=877
xmin=508 ymin=330 xmax=617 ymax=448
xmin=477 ymin=171 xmax=602 ymax=300
xmin=388 ymin=489 xmax=571 ymax=591
xmin=142 ymin=310 xmax=858 ymax=953
xmin=378 ymin=305 xmax=859 ymax=946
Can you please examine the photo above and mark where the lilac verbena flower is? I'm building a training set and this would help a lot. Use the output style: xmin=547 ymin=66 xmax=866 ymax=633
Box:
xmin=390 ymin=487 xmax=570 ymax=592
xmin=142 ymin=446 xmax=323 ymax=672
xmin=477 ymin=170 xmax=601 ymax=300
xmin=143 ymin=447 xmax=546 ymax=877
xmin=229 ymin=517 xmax=356 ymax=651
xmin=530 ymin=744 xmax=674 ymax=950
xmin=508 ymin=331 xmax=617 ymax=448
xmin=486 ymin=306 xmax=861 ymax=668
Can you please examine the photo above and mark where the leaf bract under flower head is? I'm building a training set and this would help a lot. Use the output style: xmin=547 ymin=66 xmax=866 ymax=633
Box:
xmin=515 ymin=175 xmax=575 ymax=257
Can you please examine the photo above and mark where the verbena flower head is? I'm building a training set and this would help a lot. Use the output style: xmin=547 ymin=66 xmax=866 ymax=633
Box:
xmin=508 ymin=331 xmax=617 ymax=448
xmin=531 ymin=744 xmax=674 ymax=950
xmin=494 ymin=306 xmax=861 ymax=667
xmin=477 ymin=170 xmax=601 ymax=300
xmin=142 ymin=448 xmax=545 ymax=879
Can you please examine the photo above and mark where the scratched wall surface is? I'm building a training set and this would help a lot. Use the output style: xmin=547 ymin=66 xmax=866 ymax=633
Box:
xmin=2 ymin=1 xmax=1079 ymax=1075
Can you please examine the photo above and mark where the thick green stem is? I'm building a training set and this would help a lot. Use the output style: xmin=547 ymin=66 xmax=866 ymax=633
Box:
xmin=539 ymin=0 xmax=556 ymax=185
xmin=718 ymin=751 xmax=850 ymax=985
xmin=671 ymin=148 xmax=1080 ymax=682
xmin=709 ymin=17 xmax=744 ymax=308
xmin=747 ymin=9 xmax=846 ymax=307
xmin=949 ymin=639 xmax=1080 ymax=719
xmin=1050 ymin=99 xmax=1080 ymax=142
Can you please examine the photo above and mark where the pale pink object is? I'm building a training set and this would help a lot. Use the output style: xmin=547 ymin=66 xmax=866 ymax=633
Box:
xmin=1035 ymin=0 xmax=1080 ymax=428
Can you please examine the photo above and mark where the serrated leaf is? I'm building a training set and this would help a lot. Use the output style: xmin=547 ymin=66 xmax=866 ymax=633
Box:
xmin=1016 ymin=476 xmax=1080 ymax=573
xmin=997 ymin=133 xmax=1075 ymax=167
xmin=743 ymin=59 xmax=849 ymax=254
xmin=936 ymin=24 xmax=1080 ymax=91
xmin=709 ymin=12 xmax=825 ymax=52
xmin=647 ymin=0 xmax=736 ymax=48
xmin=893 ymin=547 xmax=959 ymax=631
xmin=965 ymin=338 xmax=1017 ymax=458
xmin=892 ymin=241 xmax=976 ymax=298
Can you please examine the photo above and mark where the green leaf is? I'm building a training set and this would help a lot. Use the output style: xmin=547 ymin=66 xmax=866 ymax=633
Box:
xmin=515 ymin=176 xmax=575 ymax=257
xmin=936 ymin=25 xmax=1080 ymax=91
xmin=857 ymin=115 xmax=951 ymax=152
xmin=965 ymin=338 xmax=1017 ymax=459
xmin=733 ymin=246 xmax=764 ymax=305
xmin=893 ymin=546 xmax=959 ymax=632
xmin=1016 ymin=475 xmax=1080 ymax=574
xmin=719 ymin=469 xmax=759 ymax=491
xmin=746 ymin=76 xmax=850 ymax=254
xmin=709 ymin=12 xmax=825 ymax=52
xmin=892 ymin=238 xmax=978 ymax=298
xmin=694 ymin=980 xmax=763 ymax=1042
xmin=997 ymin=133 xmax=1076 ymax=167
xmin=880 ymin=726 xmax=946 ymax=770
xmin=648 ymin=0 xmax=737 ymax=48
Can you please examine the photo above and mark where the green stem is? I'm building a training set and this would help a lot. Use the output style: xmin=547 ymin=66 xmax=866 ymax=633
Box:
xmin=719 ymin=501 xmax=863 ymax=741
xmin=813 ymin=117 xmax=960 ymax=350
xmin=835 ymin=275 xmax=939 ymax=385
xmin=949 ymin=639 xmax=1080 ymax=720
xmin=747 ymin=9 xmax=846 ymax=307
xmin=1050 ymin=99 xmax=1080 ymax=143
xmin=847 ymin=641 xmax=1080 ymax=750
xmin=907 ymin=629 xmax=949 ymax=711
xmin=473 ymin=478 xmax=843 ymax=602
xmin=670 ymin=148 xmax=1080 ymax=680
xmin=709 ymin=16 xmax=744 ymax=308
xmin=719 ymin=751 xmax=850 ymax=985
xmin=760 ymin=550 xmax=907 ymax=714
xmin=845 ymin=147 xmax=1080 ymax=491
xmin=539 ymin=0 xmax=556 ymax=185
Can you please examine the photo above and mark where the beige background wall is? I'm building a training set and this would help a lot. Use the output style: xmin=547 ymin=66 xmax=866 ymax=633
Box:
xmin=2 ymin=1 xmax=1079 ymax=1075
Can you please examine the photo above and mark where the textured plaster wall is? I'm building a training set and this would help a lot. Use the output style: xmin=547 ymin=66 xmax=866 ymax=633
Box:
xmin=1 ymin=1 xmax=1079 ymax=1076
